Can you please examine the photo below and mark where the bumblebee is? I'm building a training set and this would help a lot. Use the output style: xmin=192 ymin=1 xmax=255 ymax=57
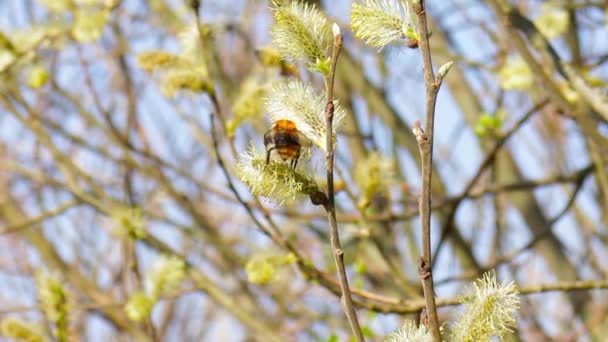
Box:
xmin=264 ymin=119 xmax=311 ymax=169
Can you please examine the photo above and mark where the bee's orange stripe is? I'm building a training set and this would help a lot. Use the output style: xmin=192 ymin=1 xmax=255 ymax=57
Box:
xmin=276 ymin=147 xmax=299 ymax=160
xmin=274 ymin=119 xmax=297 ymax=130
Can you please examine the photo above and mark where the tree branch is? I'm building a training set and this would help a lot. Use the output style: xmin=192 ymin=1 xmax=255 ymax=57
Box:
xmin=323 ymin=25 xmax=364 ymax=342
xmin=412 ymin=0 xmax=445 ymax=339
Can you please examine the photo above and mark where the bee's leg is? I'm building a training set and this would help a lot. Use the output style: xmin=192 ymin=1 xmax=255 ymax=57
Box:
xmin=292 ymin=157 xmax=298 ymax=169
xmin=265 ymin=148 xmax=275 ymax=165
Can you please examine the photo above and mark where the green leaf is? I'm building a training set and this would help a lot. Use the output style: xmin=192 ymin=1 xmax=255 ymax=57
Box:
xmin=361 ymin=325 xmax=375 ymax=337
xmin=313 ymin=57 xmax=331 ymax=76
xmin=354 ymin=261 xmax=366 ymax=274
xmin=327 ymin=333 xmax=339 ymax=342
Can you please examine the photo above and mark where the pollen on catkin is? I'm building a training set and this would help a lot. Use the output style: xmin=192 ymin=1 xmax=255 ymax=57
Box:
xmin=0 ymin=318 xmax=48 ymax=342
xmin=111 ymin=206 xmax=147 ymax=240
xmin=137 ymin=51 xmax=188 ymax=72
xmin=136 ymin=22 xmax=212 ymax=98
xmin=36 ymin=271 xmax=70 ymax=342
xmin=124 ymin=291 xmax=155 ymax=322
xmin=125 ymin=255 xmax=187 ymax=322
xmin=534 ymin=4 xmax=569 ymax=39
xmin=384 ymin=320 xmax=432 ymax=342
xmin=351 ymin=0 xmax=419 ymax=50
xmin=161 ymin=67 xmax=214 ymax=98
xmin=236 ymin=145 xmax=319 ymax=205
xmin=270 ymin=1 xmax=332 ymax=74
xmin=354 ymin=151 xmax=395 ymax=208
xmin=145 ymin=255 xmax=186 ymax=298
xmin=497 ymin=56 xmax=533 ymax=90
xmin=245 ymin=252 xmax=296 ymax=285
xmin=72 ymin=8 xmax=109 ymax=42
xmin=451 ymin=271 xmax=519 ymax=342
xmin=227 ymin=77 xmax=271 ymax=136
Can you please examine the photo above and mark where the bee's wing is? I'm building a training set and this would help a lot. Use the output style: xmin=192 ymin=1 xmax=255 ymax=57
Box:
xmin=297 ymin=131 xmax=313 ymax=148
xmin=263 ymin=128 xmax=274 ymax=148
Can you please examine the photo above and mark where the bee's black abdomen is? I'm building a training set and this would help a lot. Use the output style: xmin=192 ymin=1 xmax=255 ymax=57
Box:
xmin=273 ymin=131 xmax=299 ymax=147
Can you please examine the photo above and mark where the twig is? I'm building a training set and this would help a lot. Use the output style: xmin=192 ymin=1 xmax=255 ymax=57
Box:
xmin=411 ymin=0 xmax=447 ymax=339
xmin=433 ymin=99 xmax=548 ymax=265
xmin=276 ymin=163 xmax=595 ymax=223
xmin=393 ymin=278 xmax=608 ymax=312
xmin=348 ymin=277 xmax=608 ymax=314
xmin=323 ymin=25 xmax=364 ymax=342
xmin=435 ymin=171 xmax=588 ymax=287
xmin=0 ymin=200 xmax=79 ymax=235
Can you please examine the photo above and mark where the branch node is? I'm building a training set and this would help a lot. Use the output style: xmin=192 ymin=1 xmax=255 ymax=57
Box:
xmin=420 ymin=307 xmax=429 ymax=327
xmin=412 ymin=1 xmax=424 ymax=15
xmin=412 ymin=120 xmax=428 ymax=145
xmin=325 ymin=101 xmax=334 ymax=120
xmin=417 ymin=256 xmax=431 ymax=280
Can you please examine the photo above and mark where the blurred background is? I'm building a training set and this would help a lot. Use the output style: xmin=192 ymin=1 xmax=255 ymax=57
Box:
xmin=1 ymin=0 xmax=607 ymax=341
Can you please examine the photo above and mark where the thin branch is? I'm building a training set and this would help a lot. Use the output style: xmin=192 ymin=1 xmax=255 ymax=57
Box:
xmin=412 ymin=0 xmax=444 ymax=339
xmin=0 ymin=200 xmax=79 ymax=235
xmin=276 ymin=163 xmax=595 ymax=223
xmin=433 ymin=99 xmax=548 ymax=266
xmin=346 ymin=278 xmax=608 ymax=314
xmin=430 ymin=279 xmax=608 ymax=311
xmin=323 ymin=25 xmax=364 ymax=342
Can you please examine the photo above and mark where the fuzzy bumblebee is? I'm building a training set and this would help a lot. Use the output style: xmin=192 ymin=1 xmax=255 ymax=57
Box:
xmin=264 ymin=119 xmax=312 ymax=169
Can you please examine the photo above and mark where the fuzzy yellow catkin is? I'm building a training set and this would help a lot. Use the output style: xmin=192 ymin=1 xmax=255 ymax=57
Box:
xmin=497 ymin=56 xmax=533 ymax=90
xmin=384 ymin=320 xmax=432 ymax=342
xmin=36 ymin=272 xmax=70 ymax=341
xmin=451 ymin=272 xmax=519 ymax=341
xmin=124 ymin=291 xmax=155 ymax=322
xmin=351 ymin=0 xmax=418 ymax=50
xmin=161 ymin=68 xmax=214 ymax=97
xmin=534 ymin=5 xmax=569 ymax=39
xmin=137 ymin=51 xmax=187 ymax=72
xmin=270 ymin=1 xmax=331 ymax=74
xmin=72 ymin=8 xmax=109 ymax=42
xmin=354 ymin=151 xmax=394 ymax=208
xmin=245 ymin=253 xmax=297 ymax=285
xmin=112 ymin=206 xmax=147 ymax=239
xmin=236 ymin=146 xmax=319 ymax=205
xmin=146 ymin=255 xmax=186 ymax=298
xmin=227 ymin=77 xmax=269 ymax=135
xmin=0 ymin=317 xmax=48 ymax=342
